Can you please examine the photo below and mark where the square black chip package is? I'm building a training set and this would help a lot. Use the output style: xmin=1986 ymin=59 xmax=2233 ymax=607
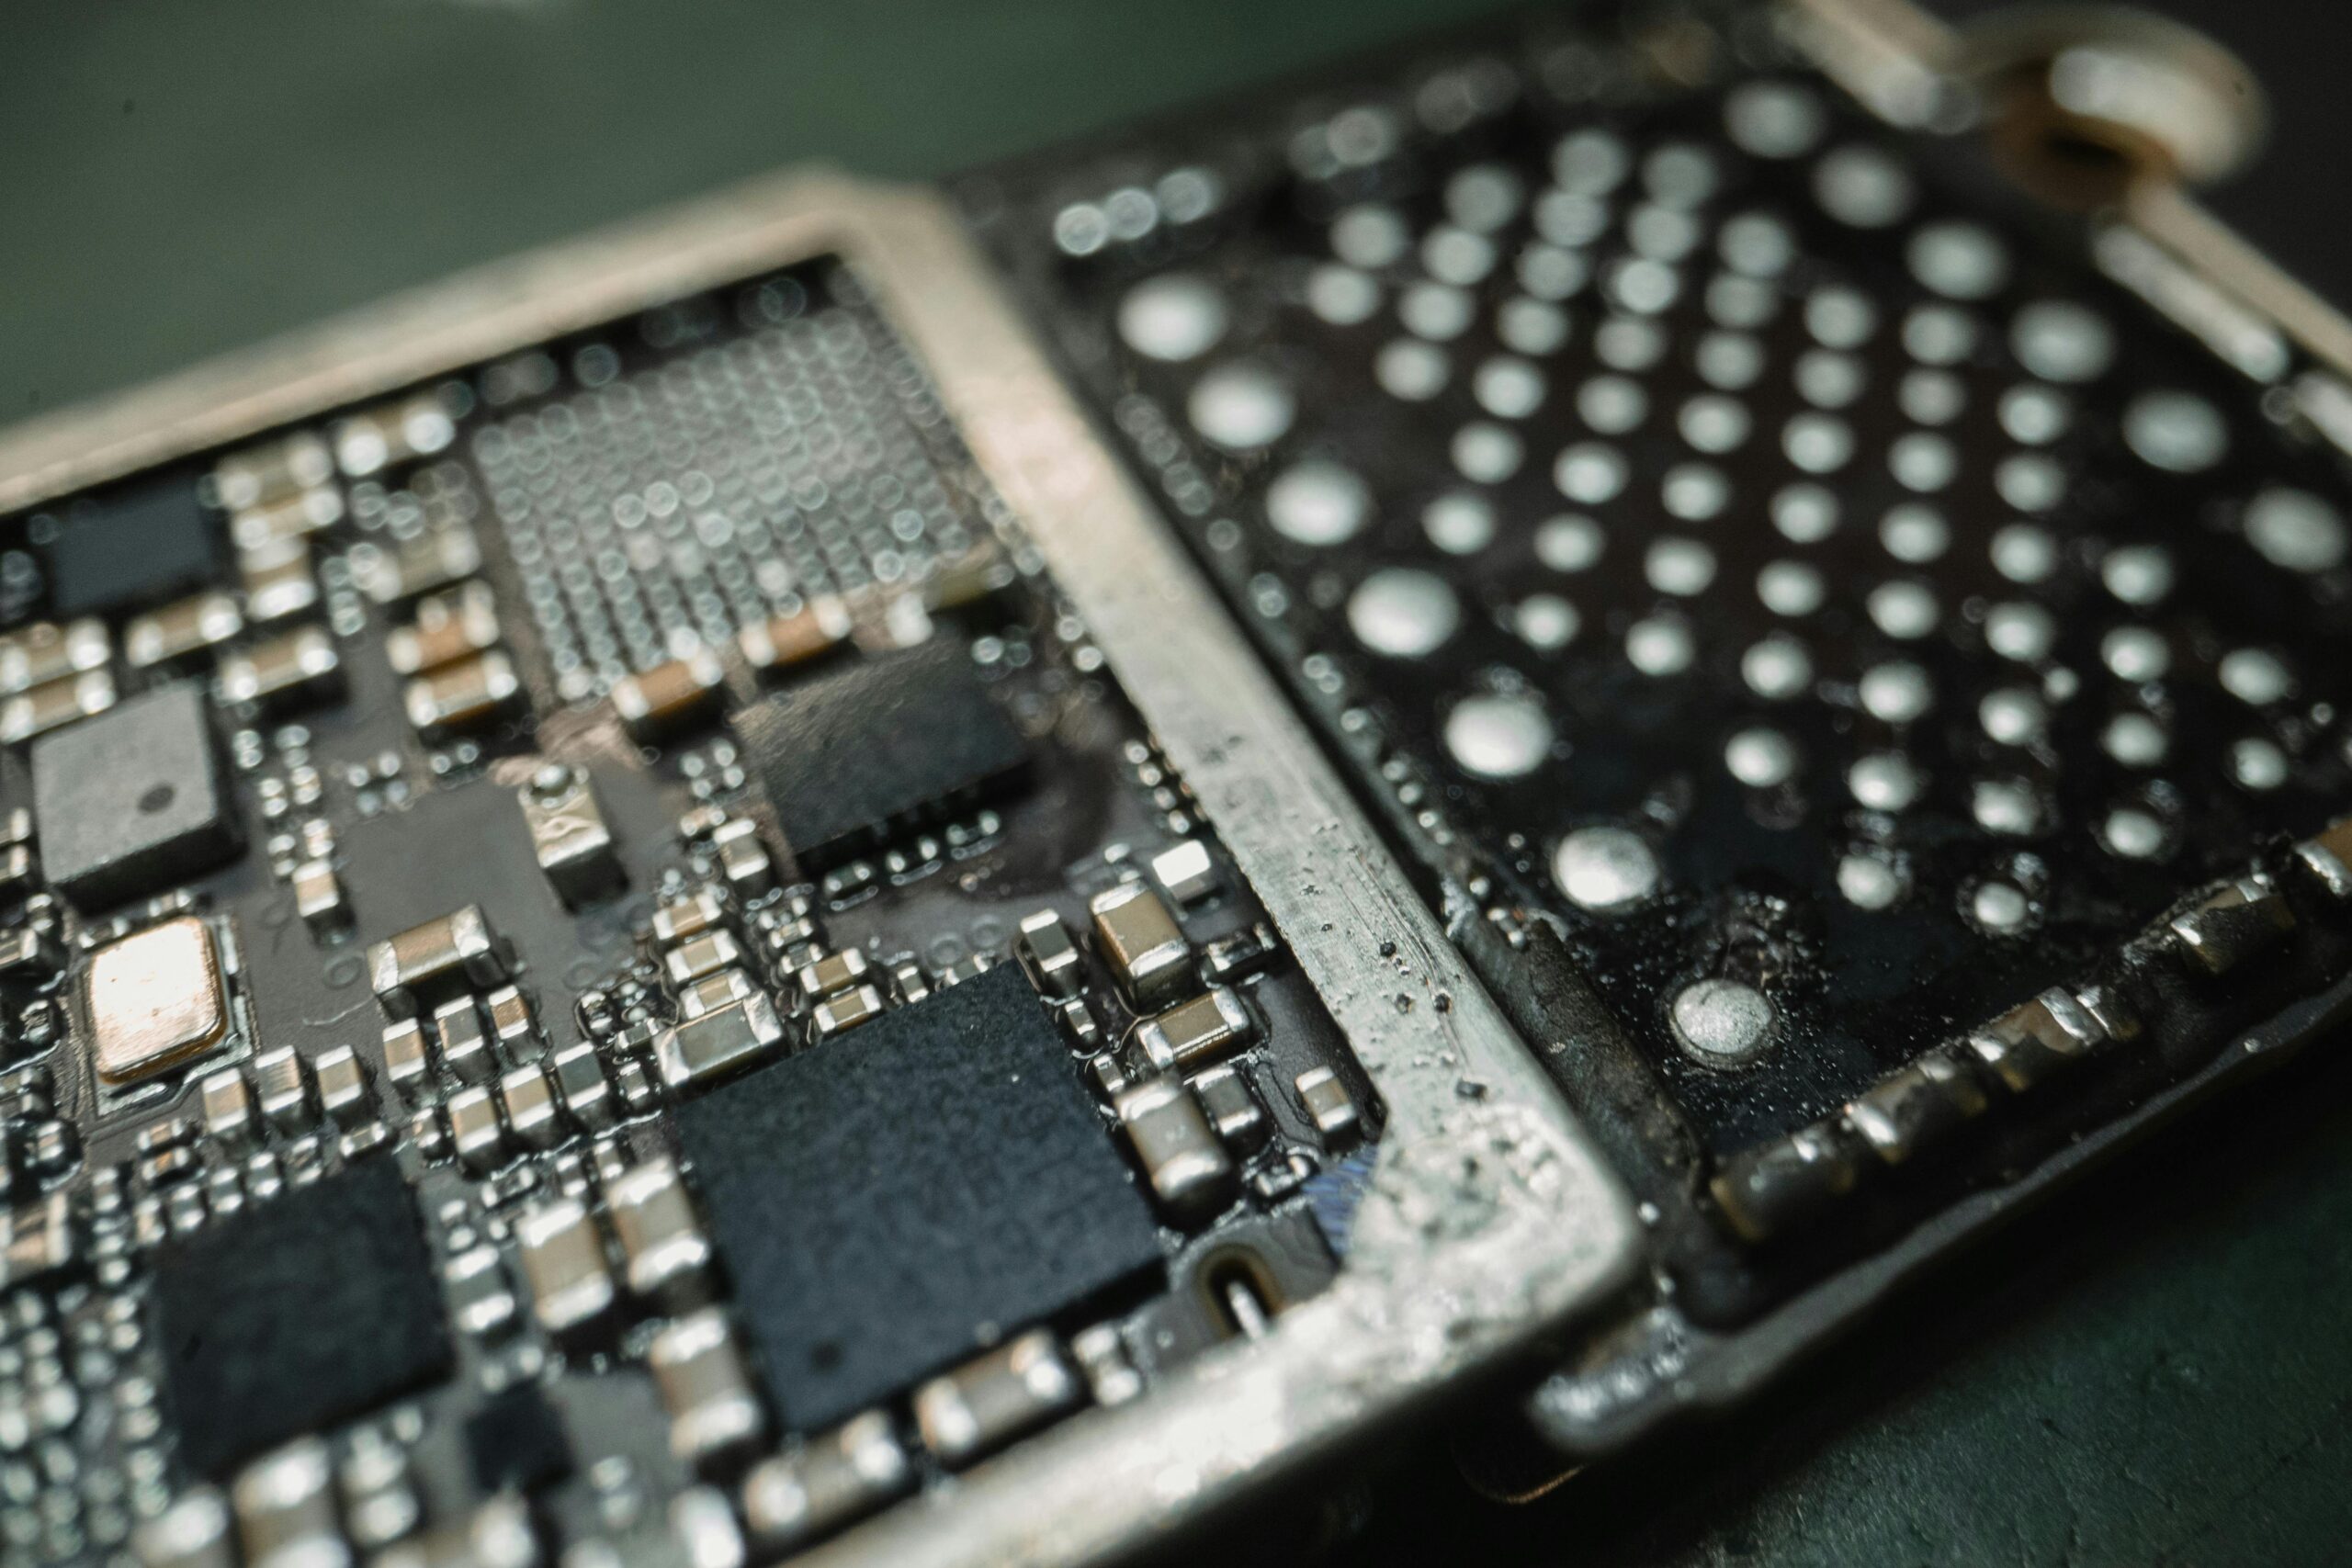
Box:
xmin=46 ymin=474 xmax=229 ymax=619
xmin=677 ymin=963 xmax=1164 ymax=1429
xmin=148 ymin=1157 xmax=454 ymax=1479
xmin=29 ymin=681 xmax=242 ymax=910
xmin=732 ymin=640 xmax=1030 ymax=871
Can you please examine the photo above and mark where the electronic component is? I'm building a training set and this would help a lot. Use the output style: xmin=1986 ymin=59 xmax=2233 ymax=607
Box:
xmin=740 ymin=1412 xmax=911 ymax=1555
xmin=368 ymin=905 xmax=508 ymax=1017
xmin=1149 ymin=840 xmax=1218 ymax=906
xmin=239 ymin=538 xmax=322 ymax=624
xmin=215 ymin=432 xmax=333 ymax=512
xmin=1293 ymin=1067 xmax=1359 ymax=1146
xmin=47 ymin=474 xmax=227 ymax=618
xmin=611 ymin=649 xmax=726 ymax=744
xmin=650 ymin=1309 xmax=767 ymax=1467
xmin=515 ymin=763 xmax=624 ymax=908
xmin=217 ymin=625 xmax=342 ymax=712
xmin=733 ymin=640 xmax=1030 ymax=870
xmin=198 ymin=1066 xmax=254 ymax=1146
xmin=911 ymin=1329 xmax=1081 ymax=1469
xmin=351 ymin=525 xmax=481 ymax=605
xmin=30 ymin=680 xmax=241 ymax=909
xmin=464 ymin=1387 xmax=571 ymax=1495
xmin=387 ymin=581 xmax=501 ymax=675
xmin=85 ymin=916 xmax=228 ymax=1085
xmin=1193 ymin=1066 xmax=1269 ymax=1154
xmin=0 ymin=617 xmax=107 ymax=694
xmin=1114 ymin=1076 xmax=1237 ymax=1224
xmin=739 ymin=598 xmax=851 ymax=677
xmin=796 ymin=947 xmax=870 ymax=1003
xmin=0 ymin=665 xmax=114 ymax=742
xmin=331 ymin=390 xmax=458 ymax=477
xmin=810 ymin=983 xmax=887 ymax=1037
xmin=675 ymin=963 xmax=1161 ymax=1428
xmin=290 ymin=858 xmax=345 ymax=931
xmin=1016 ymin=910 xmax=1084 ymax=998
xmin=403 ymin=649 xmax=522 ymax=738
xmin=1129 ymin=987 xmax=1251 ymax=1076
xmin=608 ymin=1156 xmax=712 ymax=1304
xmin=227 ymin=485 xmax=342 ymax=552
xmin=502 ymin=1061 xmax=560 ymax=1147
xmin=124 ymin=590 xmax=242 ymax=670
xmin=1088 ymin=884 xmax=1193 ymax=1010
xmin=514 ymin=1195 xmax=616 ymax=1340
xmin=254 ymin=1045 xmax=315 ymax=1133
xmin=148 ymin=1157 xmax=453 ymax=1477
xmin=655 ymin=993 xmax=786 ymax=1089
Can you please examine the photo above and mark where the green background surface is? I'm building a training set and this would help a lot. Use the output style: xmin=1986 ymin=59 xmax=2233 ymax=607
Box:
xmin=5 ymin=6 xmax=2348 ymax=1564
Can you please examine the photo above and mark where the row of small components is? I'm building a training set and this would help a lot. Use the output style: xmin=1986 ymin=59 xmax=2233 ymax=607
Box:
xmin=231 ymin=407 xmax=532 ymax=746
xmin=1012 ymin=854 xmax=1362 ymax=1225
xmin=503 ymin=1154 xmax=1146 ymax=1556
xmin=132 ymin=1438 xmax=540 ymax=1568
xmin=1711 ymin=815 xmax=2352 ymax=1245
xmin=126 ymin=1337 xmax=1105 ymax=1568
xmin=644 ymin=885 xmax=908 ymax=1091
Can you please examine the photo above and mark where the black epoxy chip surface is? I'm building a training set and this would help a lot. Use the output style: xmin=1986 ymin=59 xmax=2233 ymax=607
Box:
xmin=676 ymin=963 xmax=1161 ymax=1428
xmin=47 ymin=475 xmax=227 ymax=618
xmin=149 ymin=1156 xmax=453 ymax=1479
xmin=733 ymin=641 xmax=1030 ymax=870
xmin=465 ymin=1386 xmax=572 ymax=1494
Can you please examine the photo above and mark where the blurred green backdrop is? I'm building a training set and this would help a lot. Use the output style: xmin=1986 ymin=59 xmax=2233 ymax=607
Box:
xmin=5 ymin=6 xmax=2349 ymax=1564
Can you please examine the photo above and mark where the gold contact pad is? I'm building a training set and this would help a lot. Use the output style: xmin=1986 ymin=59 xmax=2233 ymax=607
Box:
xmin=87 ymin=916 xmax=227 ymax=1084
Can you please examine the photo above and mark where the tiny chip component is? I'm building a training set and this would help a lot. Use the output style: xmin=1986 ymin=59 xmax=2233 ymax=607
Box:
xmin=217 ymin=625 xmax=342 ymax=712
xmin=739 ymin=597 xmax=851 ymax=676
xmin=148 ymin=1157 xmax=453 ymax=1478
xmin=675 ymin=963 xmax=1161 ymax=1429
xmin=29 ymin=680 xmax=242 ymax=909
xmin=1088 ymin=884 xmax=1193 ymax=1010
xmin=403 ymin=649 xmax=522 ymax=739
xmin=611 ymin=649 xmax=726 ymax=744
xmin=85 ymin=915 xmax=228 ymax=1085
xmin=732 ymin=640 xmax=1030 ymax=871
xmin=368 ymin=905 xmax=508 ymax=1017
xmin=516 ymin=763 xmax=624 ymax=908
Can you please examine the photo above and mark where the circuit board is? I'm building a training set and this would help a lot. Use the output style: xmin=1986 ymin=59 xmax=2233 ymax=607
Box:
xmin=964 ymin=0 xmax=2352 ymax=1448
xmin=0 ymin=252 xmax=1428 ymax=1567
xmin=12 ymin=0 xmax=2352 ymax=1561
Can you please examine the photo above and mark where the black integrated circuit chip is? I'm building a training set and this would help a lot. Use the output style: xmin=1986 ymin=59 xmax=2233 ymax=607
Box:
xmin=676 ymin=963 xmax=1162 ymax=1429
xmin=30 ymin=681 xmax=242 ymax=910
xmin=148 ymin=1156 xmax=454 ymax=1479
xmin=46 ymin=474 xmax=227 ymax=618
xmin=464 ymin=1386 xmax=572 ymax=1494
xmin=733 ymin=640 xmax=1030 ymax=870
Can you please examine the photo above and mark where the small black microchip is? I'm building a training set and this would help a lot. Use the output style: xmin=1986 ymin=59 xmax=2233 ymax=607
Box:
xmin=149 ymin=1157 xmax=453 ymax=1479
xmin=676 ymin=963 xmax=1161 ymax=1429
xmin=732 ymin=641 xmax=1030 ymax=870
xmin=465 ymin=1386 xmax=571 ymax=1494
xmin=47 ymin=475 xmax=228 ymax=619
xmin=31 ymin=681 xmax=242 ymax=910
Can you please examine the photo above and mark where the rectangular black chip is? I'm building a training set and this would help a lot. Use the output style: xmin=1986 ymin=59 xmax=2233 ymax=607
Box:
xmin=731 ymin=640 xmax=1030 ymax=871
xmin=676 ymin=963 xmax=1162 ymax=1429
xmin=148 ymin=1156 xmax=453 ymax=1478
